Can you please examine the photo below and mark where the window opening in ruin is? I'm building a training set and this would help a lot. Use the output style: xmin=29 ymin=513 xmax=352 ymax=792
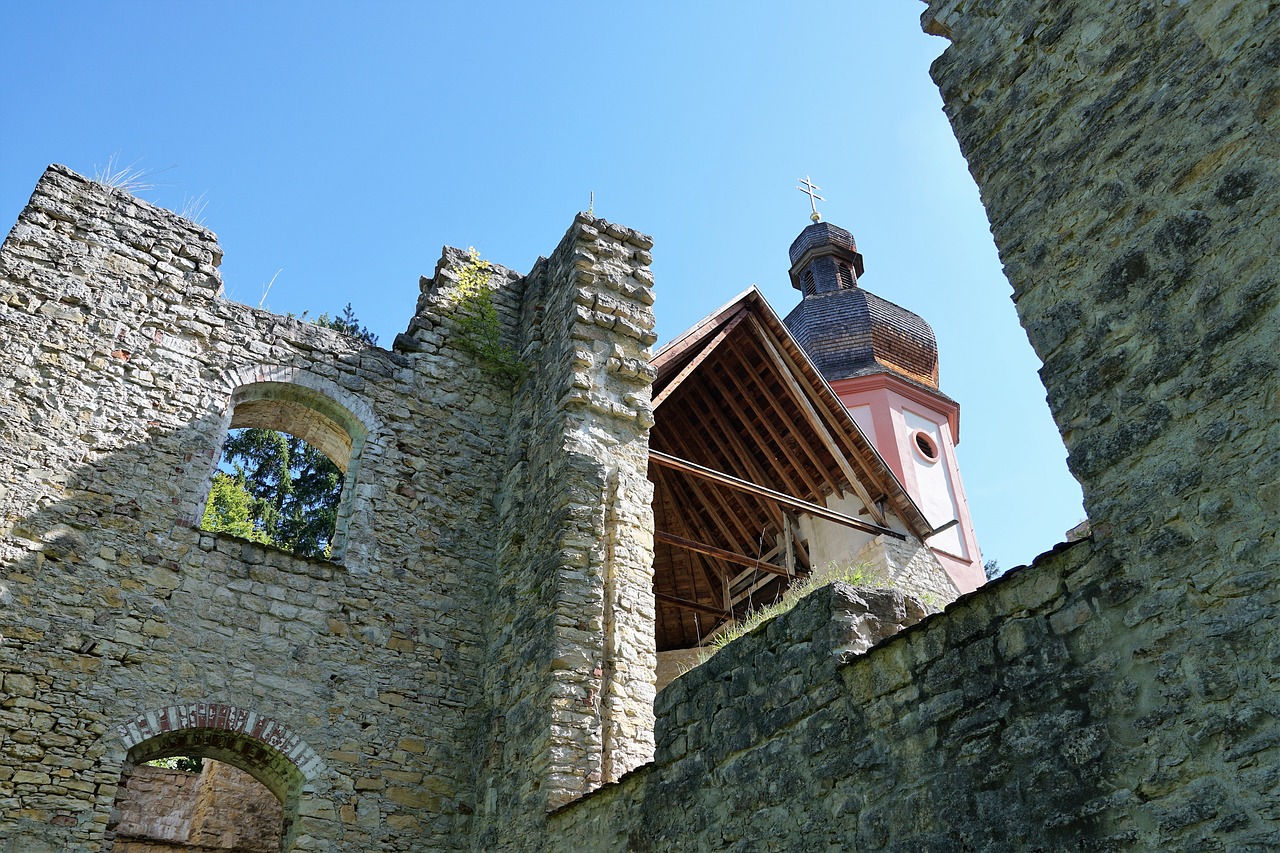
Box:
xmin=146 ymin=755 xmax=203 ymax=773
xmin=202 ymin=380 xmax=369 ymax=561
xmin=204 ymin=427 xmax=345 ymax=558
xmin=112 ymin=757 xmax=285 ymax=853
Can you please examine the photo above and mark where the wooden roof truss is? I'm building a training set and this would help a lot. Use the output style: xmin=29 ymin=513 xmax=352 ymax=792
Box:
xmin=649 ymin=289 xmax=933 ymax=652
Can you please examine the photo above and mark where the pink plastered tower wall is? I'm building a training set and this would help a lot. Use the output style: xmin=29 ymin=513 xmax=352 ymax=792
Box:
xmin=834 ymin=373 xmax=985 ymax=593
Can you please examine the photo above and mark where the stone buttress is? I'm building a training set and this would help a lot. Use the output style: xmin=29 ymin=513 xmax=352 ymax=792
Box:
xmin=0 ymin=166 xmax=658 ymax=852
xmin=472 ymin=214 xmax=658 ymax=850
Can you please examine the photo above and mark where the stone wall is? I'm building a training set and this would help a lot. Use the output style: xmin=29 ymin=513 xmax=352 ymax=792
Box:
xmin=187 ymin=760 xmax=283 ymax=852
xmin=0 ymin=167 xmax=657 ymax=852
xmin=3 ymin=0 xmax=1278 ymax=847
xmin=471 ymin=214 xmax=658 ymax=849
xmin=113 ymin=765 xmax=202 ymax=848
xmin=0 ymin=165 xmax=522 ymax=851
xmin=0 ymin=165 xmax=511 ymax=851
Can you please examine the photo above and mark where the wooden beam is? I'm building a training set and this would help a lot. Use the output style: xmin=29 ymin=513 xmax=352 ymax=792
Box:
xmin=722 ymin=337 xmax=843 ymax=499
xmin=793 ymin=525 xmax=811 ymax=570
xmin=685 ymin=390 xmax=790 ymax=521
xmin=655 ymin=452 xmax=761 ymax=557
xmin=651 ymin=450 xmax=905 ymax=539
xmin=746 ymin=316 xmax=889 ymax=526
xmin=711 ymin=354 xmax=834 ymax=499
xmin=655 ymin=591 xmax=730 ymax=618
xmin=652 ymin=308 xmax=748 ymax=409
xmin=654 ymin=466 xmax=728 ymax=601
xmin=727 ymin=542 xmax=784 ymax=593
xmin=666 ymin=403 xmax=787 ymax=533
xmin=655 ymin=530 xmax=792 ymax=576
xmin=784 ymin=510 xmax=796 ymax=579
xmin=731 ymin=573 xmax=781 ymax=610
xmin=924 ymin=518 xmax=961 ymax=539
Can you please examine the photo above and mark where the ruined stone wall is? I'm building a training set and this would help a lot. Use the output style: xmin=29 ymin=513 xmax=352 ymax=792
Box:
xmin=471 ymin=214 xmax=658 ymax=850
xmin=0 ymin=167 xmax=659 ymax=853
xmin=550 ymin=2 xmax=1278 ymax=850
xmin=187 ymin=760 xmax=283 ymax=852
xmin=0 ymin=165 xmax=516 ymax=851
xmin=919 ymin=0 xmax=1279 ymax=844
xmin=5 ymin=0 xmax=1277 ymax=846
xmin=113 ymin=765 xmax=203 ymax=848
xmin=549 ymin=576 xmax=974 ymax=850
xmin=113 ymin=761 xmax=281 ymax=853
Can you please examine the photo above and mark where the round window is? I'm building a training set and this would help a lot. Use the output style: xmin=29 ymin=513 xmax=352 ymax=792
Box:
xmin=913 ymin=430 xmax=939 ymax=462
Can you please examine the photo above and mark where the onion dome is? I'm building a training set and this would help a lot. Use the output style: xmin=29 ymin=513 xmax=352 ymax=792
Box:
xmin=783 ymin=222 xmax=940 ymax=389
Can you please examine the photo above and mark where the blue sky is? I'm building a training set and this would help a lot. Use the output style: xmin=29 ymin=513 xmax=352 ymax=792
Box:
xmin=0 ymin=2 xmax=1084 ymax=571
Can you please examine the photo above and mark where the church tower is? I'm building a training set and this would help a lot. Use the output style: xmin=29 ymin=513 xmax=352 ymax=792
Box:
xmin=782 ymin=218 xmax=986 ymax=593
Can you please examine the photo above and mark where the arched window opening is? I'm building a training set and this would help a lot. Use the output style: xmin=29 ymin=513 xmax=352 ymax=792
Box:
xmin=204 ymin=428 xmax=345 ymax=559
xmin=202 ymin=381 xmax=368 ymax=560
xmin=113 ymin=757 xmax=284 ymax=853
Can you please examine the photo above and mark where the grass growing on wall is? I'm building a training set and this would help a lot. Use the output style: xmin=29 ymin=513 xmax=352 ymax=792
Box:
xmin=705 ymin=561 xmax=889 ymax=654
xmin=451 ymin=248 xmax=527 ymax=383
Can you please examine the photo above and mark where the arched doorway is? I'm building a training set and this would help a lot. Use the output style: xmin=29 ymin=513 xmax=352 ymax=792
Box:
xmin=113 ymin=757 xmax=284 ymax=852
xmin=109 ymin=704 xmax=325 ymax=853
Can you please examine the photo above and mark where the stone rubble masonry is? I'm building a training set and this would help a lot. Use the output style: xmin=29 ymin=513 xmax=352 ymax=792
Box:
xmin=186 ymin=759 xmax=283 ymax=852
xmin=3 ymin=0 xmax=1278 ymax=847
xmin=0 ymin=165 xmax=657 ymax=852
xmin=471 ymin=213 xmax=658 ymax=850
xmin=852 ymin=531 xmax=958 ymax=610
xmin=113 ymin=765 xmax=202 ymax=848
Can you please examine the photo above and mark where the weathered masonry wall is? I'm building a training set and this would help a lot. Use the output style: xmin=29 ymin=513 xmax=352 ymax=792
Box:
xmin=113 ymin=765 xmax=205 ymax=850
xmin=551 ymin=546 xmax=1112 ymax=851
xmin=472 ymin=214 xmax=659 ymax=850
xmin=922 ymin=0 xmax=1280 ymax=842
xmin=0 ymin=167 xmax=657 ymax=852
xmin=3 ymin=0 xmax=1277 ymax=847
xmin=0 ymin=165 xmax=510 ymax=852
xmin=550 ymin=2 xmax=1279 ymax=850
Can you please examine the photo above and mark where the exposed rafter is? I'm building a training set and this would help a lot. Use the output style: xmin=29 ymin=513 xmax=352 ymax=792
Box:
xmin=651 ymin=450 xmax=904 ymax=539
xmin=655 ymin=530 xmax=790 ymax=577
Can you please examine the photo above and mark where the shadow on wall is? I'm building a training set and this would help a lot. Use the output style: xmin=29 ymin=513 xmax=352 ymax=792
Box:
xmin=0 ymin=415 xmax=335 ymax=849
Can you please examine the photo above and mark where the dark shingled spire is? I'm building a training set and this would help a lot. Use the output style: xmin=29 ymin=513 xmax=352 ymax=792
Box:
xmin=783 ymin=222 xmax=941 ymax=389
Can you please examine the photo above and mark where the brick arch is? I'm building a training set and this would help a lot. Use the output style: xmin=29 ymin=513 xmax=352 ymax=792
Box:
xmin=115 ymin=703 xmax=325 ymax=803
xmin=219 ymin=364 xmax=384 ymax=449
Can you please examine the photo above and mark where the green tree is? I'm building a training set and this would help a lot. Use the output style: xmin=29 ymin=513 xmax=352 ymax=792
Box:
xmin=202 ymin=307 xmax=377 ymax=558
xmin=217 ymin=428 xmax=344 ymax=558
xmin=201 ymin=472 xmax=271 ymax=545
xmin=983 ymin=559 xmax=1002 ymax=580
xmin=317 ymin=303 xmax=376 ymax=343
xmin=145 ymin=756 xmax=203 ymax=773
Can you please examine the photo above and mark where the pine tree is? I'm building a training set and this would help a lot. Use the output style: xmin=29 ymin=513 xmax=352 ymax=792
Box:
xmin=201 ymin=472 xmax=272 ymax=545
xmin=217 ymin=429 xmax=343 ymax=558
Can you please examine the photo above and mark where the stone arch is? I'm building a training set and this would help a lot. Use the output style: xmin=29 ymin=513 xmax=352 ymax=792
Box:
xmin=112 ymin=704 xmax=326 ymax=850
xmin=201 ymin=365 xmax=385 ymax=560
